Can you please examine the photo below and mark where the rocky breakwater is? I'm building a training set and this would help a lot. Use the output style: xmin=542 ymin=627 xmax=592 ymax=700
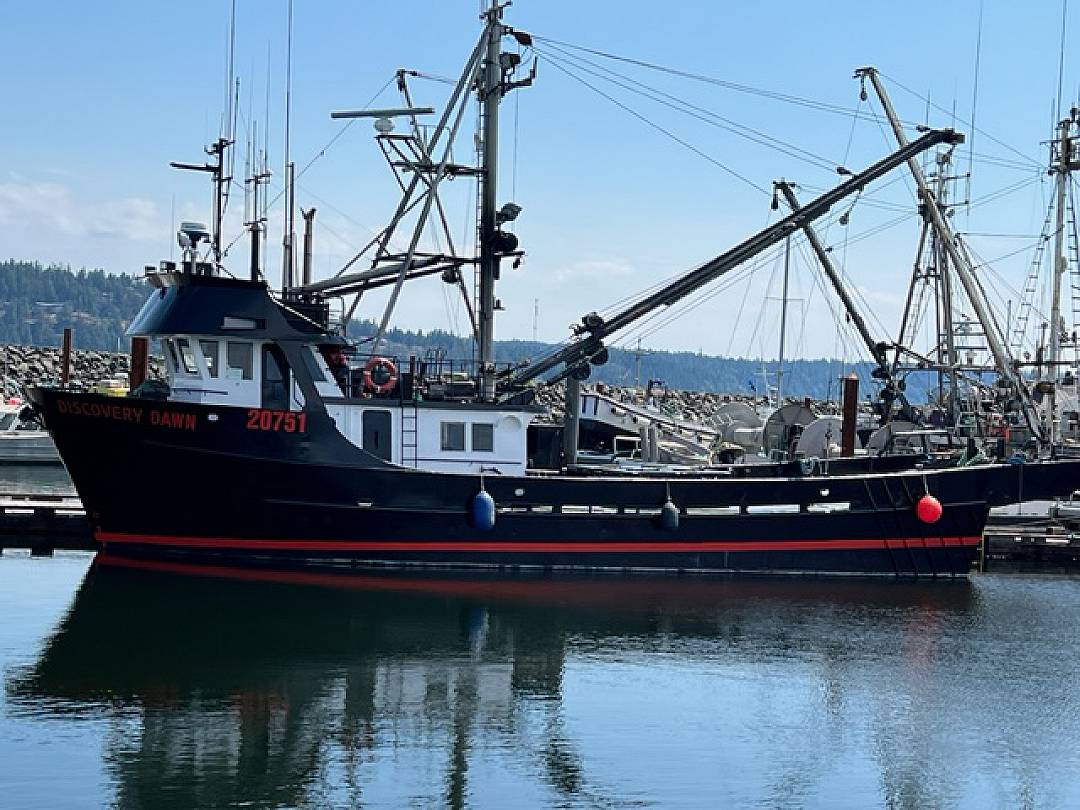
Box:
xmin=531 ymin=381 xmax=835 ymax=425
xmin=0 ymin=344 xmax=163 ymax=401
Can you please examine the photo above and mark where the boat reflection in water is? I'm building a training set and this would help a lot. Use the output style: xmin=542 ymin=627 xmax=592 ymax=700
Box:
xmin=10 ymin=557 xmax=1080 ymax=807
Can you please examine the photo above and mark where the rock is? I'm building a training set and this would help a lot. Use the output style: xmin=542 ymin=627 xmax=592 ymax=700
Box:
xmin=0 ymin=343 xmax=165 ymax=397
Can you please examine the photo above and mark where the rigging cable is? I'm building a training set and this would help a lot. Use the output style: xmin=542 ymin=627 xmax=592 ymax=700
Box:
xmin=834 ymin=218 xmax=853 ymax=382
xmin=541 ymin=56 xmax=769 ymax=196
xmin=745 ymin=249 xmax=786 ymax=360
xmin=541 ymin=31 xmax=1046 ymax=180
xmin=530 ymin=35 xmax=921 ymax=128
xmin=967 ymin=0 xmax=984 ymax=216
xmin=726 ymin=209 xmax=776 ymax=356
xmin=876 ymin=70 xmax=1043 ymax=169
xmin=535 ymin=42 xmax=840 ymax=174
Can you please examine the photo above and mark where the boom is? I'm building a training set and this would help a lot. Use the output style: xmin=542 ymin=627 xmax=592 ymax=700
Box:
xmin=507 ymin=127 xmax=963 ymax=389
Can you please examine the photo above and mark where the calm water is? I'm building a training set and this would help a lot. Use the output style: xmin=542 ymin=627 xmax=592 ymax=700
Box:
xmin=0 ymin=463 xmax=75 ymax=495
xmin=2 ymin=554 xmax=1080 ymax=809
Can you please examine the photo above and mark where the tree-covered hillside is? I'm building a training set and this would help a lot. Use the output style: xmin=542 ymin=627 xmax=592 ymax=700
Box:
xmin=1 ymin=259 xmax=885 ymax=399
xmin=0 ymin=260 xmax=149 ymax=350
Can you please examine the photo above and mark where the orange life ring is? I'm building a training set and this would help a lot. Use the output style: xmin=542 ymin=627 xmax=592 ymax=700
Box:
xmin=362 ymin=356 xmax=398 ymax=394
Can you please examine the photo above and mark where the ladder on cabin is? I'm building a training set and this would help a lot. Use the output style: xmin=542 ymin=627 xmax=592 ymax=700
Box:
xmin=401 ymin=401 xmax=419 ymax=468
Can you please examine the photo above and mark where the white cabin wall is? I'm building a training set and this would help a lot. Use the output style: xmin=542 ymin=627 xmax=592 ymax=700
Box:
xmin=414 ymin=409 xmax=530 ymax=476
xmin=323 ymin=403 xmax=532 ymax=475
xmin=325 ymin=404 xmax=402 ymax=466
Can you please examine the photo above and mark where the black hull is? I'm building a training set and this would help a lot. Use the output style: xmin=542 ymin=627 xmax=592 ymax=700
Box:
xmin=28 ymin=389 xmax=1080 ymax=578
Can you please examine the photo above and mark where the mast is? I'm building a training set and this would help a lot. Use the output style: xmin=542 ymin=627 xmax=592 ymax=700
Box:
xmin=282 ymin=0 xmax=295 ymax=294
xmin=932 ymin=150 xmax=959 ymax=417
xmin=209 ymin=137 xmax=229 ymax=267
xmin=477 ymin=0 xmax=503 ymax=401
xmin=284 ymin=161 xmax=296 ymax=290
xmin=248 ymin=131 xmax=258 ymax=281
xmin=1047 ymin=109 xmax=1080 ymax=443
xmin=169 ymin=136 xmax=230 ymax=272
xmin=1049 ymin=117 xmax=1070 ymax=375
xmin=246 ymin=121 xmax=271 ymax=282
xmin=776 ymin=234 xmax=791 ymax=406
xmin=856 ymin=67 xmax=1039 ymax=436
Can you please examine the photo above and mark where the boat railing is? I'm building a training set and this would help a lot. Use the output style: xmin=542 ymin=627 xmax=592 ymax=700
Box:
xmin=338 ymin=354 xmax=519 ymax=404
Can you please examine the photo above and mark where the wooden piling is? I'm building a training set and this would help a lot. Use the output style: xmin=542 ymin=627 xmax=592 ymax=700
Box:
xmin=60 ymin=327 xmax=73 ymax=387
xmin=841 ymin=374 xmax=858 ymax=457
xmin=129 ymin=336 xmax=149 ymax=390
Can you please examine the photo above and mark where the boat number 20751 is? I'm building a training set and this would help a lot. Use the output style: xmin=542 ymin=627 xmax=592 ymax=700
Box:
xmin=245 ymin=409 xmax=307 ymax=433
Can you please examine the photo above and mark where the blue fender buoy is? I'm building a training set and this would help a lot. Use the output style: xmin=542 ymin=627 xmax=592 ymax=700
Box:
xmin=660 ymin=498 xmax=679 ymax=530
xmin=472 ymin=489 xmax=496 ymax=531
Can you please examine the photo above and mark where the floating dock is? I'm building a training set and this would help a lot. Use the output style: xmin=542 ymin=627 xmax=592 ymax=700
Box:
xmin=0 ymin=492 xmax=95 ymax=553
xmin=981 ymin=522 xmax=1080 ymax=569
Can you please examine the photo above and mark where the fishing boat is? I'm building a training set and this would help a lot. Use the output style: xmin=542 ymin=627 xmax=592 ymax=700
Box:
xmin=27 ymin=4 xmax=1080 ymax=576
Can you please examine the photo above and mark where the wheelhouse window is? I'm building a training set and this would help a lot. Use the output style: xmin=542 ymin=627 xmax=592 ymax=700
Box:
xmin=472 ymin=423 xmax=494 ymax=452
xmin=440 ymin=421 xmax=466 ymax=452
xmin=302 ymin=346 xmax=327 ymax=382
xmin=175 ymin=338 xmax=199 ymax=375
xmin=199 ymin=340 xmax=220 ymax=378
xmin=226 ymin=342 xmax=254 ymax=380
xmin=163 ymin=339 xmax=181 ymax=374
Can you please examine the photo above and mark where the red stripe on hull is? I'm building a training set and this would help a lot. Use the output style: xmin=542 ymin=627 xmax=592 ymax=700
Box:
xmin=95 ymin=531 xmax=982 ymax=553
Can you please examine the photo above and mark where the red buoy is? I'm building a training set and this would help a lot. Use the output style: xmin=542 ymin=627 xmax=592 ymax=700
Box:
xmin=915 ymin=494 xmax=943 ymax=524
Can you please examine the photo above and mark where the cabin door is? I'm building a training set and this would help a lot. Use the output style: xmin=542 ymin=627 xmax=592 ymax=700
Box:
xmin=362 ymin=409 xmax=393 ymax=461
xmin=261 ymin=345 xmax=291 ymax=410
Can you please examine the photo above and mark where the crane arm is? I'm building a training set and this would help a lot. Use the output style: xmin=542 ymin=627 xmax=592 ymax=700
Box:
xmin=506 ymin=127 xmax=963 ymax=390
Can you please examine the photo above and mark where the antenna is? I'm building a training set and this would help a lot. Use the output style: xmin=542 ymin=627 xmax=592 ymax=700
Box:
xmin=967 ymin=0 xmax=984 ymax=216
xmin=532 ymin=298 xmax=539 ymax=342
xmin=225 ymin=0 xmax=237 ymax=139
xmin=282 ymin=0 xmax=295 ymax=293
xmin=245 ymin=120 xmax=271 ymax=281
xmin=169 ymin=193 xmax=176 ymax=261
xmin=1056 ymin=0 xmax=1069 ymax=123
xmin=263 ymin=41 xmax=271 ymax=281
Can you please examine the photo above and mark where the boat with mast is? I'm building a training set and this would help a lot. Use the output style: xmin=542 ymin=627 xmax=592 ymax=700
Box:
xmin=27 ymin=2 xmax=1080 ymax=576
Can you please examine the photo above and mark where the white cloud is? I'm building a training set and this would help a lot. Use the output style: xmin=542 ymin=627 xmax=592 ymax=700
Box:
xmin=90 ymin=197 xmax=163 ymax=241
xmin=554 ymin=257 xmax=636 ymax=283
xmin=0 ymin=181 xmax=164 ymax=243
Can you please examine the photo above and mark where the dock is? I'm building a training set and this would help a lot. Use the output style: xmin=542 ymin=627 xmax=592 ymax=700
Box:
xmin=982 ymin=522 xmax=1080 ymax=569
xmin=0 ymin=492 xmax=95 ymax=553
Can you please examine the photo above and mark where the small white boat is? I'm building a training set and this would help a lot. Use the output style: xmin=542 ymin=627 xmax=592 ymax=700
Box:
xmin=0 ymin=399 xmax=61 ymax=464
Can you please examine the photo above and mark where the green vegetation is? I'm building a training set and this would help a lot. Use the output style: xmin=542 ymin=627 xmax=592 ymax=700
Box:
xmin=0 ymin=260 xmax=148 ymax=350
xmin=1 ymin=259 xmax=881 ymax=398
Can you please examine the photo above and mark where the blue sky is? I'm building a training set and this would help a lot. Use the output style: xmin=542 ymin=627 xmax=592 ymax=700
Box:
xmin=1 ymin=1 xmax=1076 ymax=362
